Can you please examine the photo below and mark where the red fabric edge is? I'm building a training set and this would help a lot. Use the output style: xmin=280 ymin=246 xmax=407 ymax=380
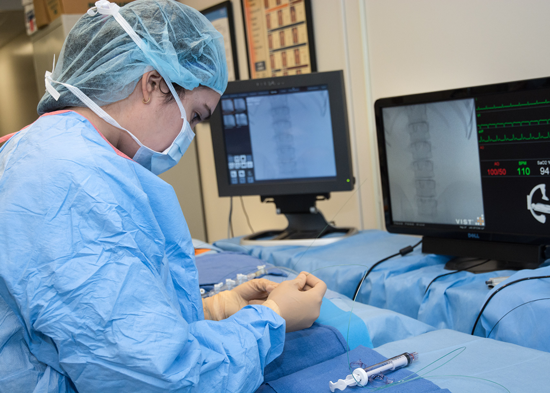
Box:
xmin=64 ymin=110 xmax=133 ymax=161
xmin=0 ymin=133 xmax=16 ymax=145
xmin=0 ymin=110 xmax=133 ymax=161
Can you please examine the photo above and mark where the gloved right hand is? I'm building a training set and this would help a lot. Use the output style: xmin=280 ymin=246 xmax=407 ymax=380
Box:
xmin=262 ymin=271 xmax=327 ymax=332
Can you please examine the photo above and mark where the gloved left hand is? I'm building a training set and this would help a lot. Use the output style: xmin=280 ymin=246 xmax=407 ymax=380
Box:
xmin=203 ymin=279 xmax=279 ymax=321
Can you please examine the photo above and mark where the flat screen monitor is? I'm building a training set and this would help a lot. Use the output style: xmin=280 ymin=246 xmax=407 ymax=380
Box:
xmin=210 ymin=70 xmax=354 ymax=198
xmin=210 ymin=71 xmax=356 ymax=244
xmin=375 ymin=77 xmax=550 ymax=270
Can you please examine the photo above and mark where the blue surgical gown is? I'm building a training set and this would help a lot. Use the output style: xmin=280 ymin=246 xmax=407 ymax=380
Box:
xmin=0 ymin=110 xmax=285 ymax=393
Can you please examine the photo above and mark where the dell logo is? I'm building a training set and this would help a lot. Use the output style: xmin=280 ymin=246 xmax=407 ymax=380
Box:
xmin=255 ymin=81 xmax=282 ymax=87
xmin=468 ymin=233 xmax=480 ymax=239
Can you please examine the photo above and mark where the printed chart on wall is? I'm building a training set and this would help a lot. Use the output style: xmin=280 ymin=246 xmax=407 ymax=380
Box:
xmin=242 ymin=0 xmax=316 ymax=79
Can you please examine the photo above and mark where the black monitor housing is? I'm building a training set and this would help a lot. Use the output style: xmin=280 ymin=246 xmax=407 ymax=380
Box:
xmin=210 ymin=70 xmax=356 ymax=245
xmin=375 ymin=77 xmax=550 ymax=272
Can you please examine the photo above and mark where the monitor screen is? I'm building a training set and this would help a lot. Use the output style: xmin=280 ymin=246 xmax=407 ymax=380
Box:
xmin=221 ymin=85 xmax=336 ymax=185
xmin=375 ymin=77 xmax=550 ymax=245
xmin=211 ymin=71 xmax=354 ymax=197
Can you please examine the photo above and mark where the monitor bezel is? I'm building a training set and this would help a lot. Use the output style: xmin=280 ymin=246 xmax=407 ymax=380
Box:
xmin=211 ymin=70 xmax=354 ymax=197
xmin=375 ymin=76 xmax=550 ymax=246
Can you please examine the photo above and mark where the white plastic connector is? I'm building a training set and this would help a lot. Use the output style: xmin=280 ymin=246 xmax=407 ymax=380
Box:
xmin=214 ymin=282 xmax=223 ymax=293
xmin=257 ymin=265 xmax=267 ymax=276
xmin=87 ymin=0 xmax=120 ymax=16
xmin=225 ymin=278 xmax=236 ymax=290
xmin=237 ymin=274 xmax=248 ymax=285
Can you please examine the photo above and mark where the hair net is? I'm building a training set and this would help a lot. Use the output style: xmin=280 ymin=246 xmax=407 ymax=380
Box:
xmin=38 ymin=0 xmax=228 ymax=115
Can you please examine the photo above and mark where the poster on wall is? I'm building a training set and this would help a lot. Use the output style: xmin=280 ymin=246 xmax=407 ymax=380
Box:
xmin=202 ymin=1 xmax=240 ymax=81
xmin=242 ymin=0 xmax=317 ymax=79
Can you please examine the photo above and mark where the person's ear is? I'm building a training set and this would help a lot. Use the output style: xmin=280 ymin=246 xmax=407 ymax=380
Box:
xmin=141 ymin=71 xmax=164 ymax=104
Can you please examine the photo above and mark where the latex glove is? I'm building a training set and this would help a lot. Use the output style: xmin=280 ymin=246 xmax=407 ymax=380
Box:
xmin=203 ymin=279 xmax=279 ymax=321
xmin=262 ymin=272 xmax=327 ymax=332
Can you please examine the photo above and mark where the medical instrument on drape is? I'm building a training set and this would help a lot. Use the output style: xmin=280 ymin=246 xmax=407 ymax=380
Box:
xmin=329 ymin=352 xmax=418 ymax=392
xmin=485 ymin=276 xmax=510 ymax=289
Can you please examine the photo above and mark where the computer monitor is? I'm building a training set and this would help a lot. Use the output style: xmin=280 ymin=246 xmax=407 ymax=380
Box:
xmin=210 ymin=70 xmax=357 ymax=245
xmin=375 ymin=77 xmax=550 ymax=271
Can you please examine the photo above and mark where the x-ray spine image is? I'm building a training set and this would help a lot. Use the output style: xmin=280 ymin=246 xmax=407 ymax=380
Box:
xmin=270 ymin=95 xmax=296 ymax=175
xmin=383 ymin=99 xmax=484 ymax=225
xmin=247 ymin=90 xmax=337 ymax=181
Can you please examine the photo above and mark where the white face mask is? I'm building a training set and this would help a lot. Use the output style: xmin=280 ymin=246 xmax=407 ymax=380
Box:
xmin=45 ymin=0 xmax=195 ymax=175
xmin=132 ymin=107 xmax=194 ymax=175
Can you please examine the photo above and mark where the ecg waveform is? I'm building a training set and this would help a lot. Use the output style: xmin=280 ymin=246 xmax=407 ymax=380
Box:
xmin=477 ymin=118 xmax=550 ymax=130
xmin=476 ymin=99 xmax=550 ymax=111
xmin=479 ymin=131 xmax=550 ymax=143
xmin=476 ymin=92 xmax=550 ymax=147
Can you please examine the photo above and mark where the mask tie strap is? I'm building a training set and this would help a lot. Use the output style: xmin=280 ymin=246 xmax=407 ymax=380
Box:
xmin=46 ymin=74 xmax=144 ymax=148
xmin=45 ymin=55 xmax=60 ymax=101
xmin=87 ymin=0 xmax=190 ymax=124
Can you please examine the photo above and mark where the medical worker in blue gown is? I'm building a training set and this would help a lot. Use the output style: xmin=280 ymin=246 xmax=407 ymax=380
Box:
xmin=0 ymin=1 xmax=327 ymax=392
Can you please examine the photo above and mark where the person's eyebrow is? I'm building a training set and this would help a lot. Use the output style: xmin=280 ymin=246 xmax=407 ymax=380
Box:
xmin=203 ymin=103 xmax=213 ymax=120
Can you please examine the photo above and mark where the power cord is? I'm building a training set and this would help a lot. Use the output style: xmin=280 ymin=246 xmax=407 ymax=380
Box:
xmin=227 ymin=196 xmax=234 ymax=238
xmin=352 ymin=239 xmax=422 ymax=302
xmin=471 ymin=274 xmax=550 ymax=335
xmin=487 ymin=297 xmax=550 ymax=337
xmin=424 ymin=259 xmax=491 ymax=295
xmin=240 ymin=196 xmax=255 ymax=233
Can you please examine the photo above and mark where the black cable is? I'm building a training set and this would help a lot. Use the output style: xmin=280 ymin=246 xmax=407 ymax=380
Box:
xmin=471 ymin=274 xmax=550 ymax=335
xmin=240 ymin=196 xmax=255 ymax=233
xmin=487 ymin=297 xmax=550 ymax=337
xmin=227 ymin=196 xmax=234 ymax=238
xmin=424 ymin=259 xmax=491 ymax=295
xmin=352 ymin=239 xmax=422 ymax=302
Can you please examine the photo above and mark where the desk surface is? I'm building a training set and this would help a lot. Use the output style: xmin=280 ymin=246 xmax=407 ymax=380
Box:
xmin=215 ymin=230 xmax=550 ymax=352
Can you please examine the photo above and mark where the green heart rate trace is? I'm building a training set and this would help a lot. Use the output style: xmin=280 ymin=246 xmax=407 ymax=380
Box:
xmin=476 ymin=99 xmax=550 ymax=111
xmin=479 ymin=131 xmax=550 ymax=143
xmin=477 ymin=118 xmax=550 ymax=130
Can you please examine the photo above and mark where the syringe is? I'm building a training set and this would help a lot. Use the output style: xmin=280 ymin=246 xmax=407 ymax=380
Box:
xmin=329 ymin=352 xmax=418 ymax=392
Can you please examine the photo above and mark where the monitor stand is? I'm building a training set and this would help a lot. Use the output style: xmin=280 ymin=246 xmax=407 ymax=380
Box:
xmin=422 ymin=236 xmax=546 ymax=273
xmin=240 ymin=194 xmax=358 ymax=247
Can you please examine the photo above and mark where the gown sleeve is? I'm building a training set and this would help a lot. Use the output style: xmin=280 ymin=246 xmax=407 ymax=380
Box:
xmin=30 ymin=250 xmax=285 ymax=392
xmin=0 ymin=120 xmax=285 ymax=393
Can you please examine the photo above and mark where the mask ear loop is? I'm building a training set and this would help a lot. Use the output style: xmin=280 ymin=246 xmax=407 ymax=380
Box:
xmin=44 ymin=1 xmax=194 ymax=156
xmin=44 ymin=50 xmax=148 ymax=150
xmin=88 ymin=0 xmax=191 ymax=127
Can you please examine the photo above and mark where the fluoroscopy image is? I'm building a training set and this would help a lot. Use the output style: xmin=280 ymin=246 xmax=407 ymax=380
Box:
xmin=221 ymin=99 xmax=234 ymax=113
xmin=246 ymin=90 xmax=337 ymax=180
xmin=223 ymin=114 xmax=236 ymax=128
xmin=383 ymin=98 xmax=484 ymax=225
xmin=236 ymin=113 xmax=248 ymax=127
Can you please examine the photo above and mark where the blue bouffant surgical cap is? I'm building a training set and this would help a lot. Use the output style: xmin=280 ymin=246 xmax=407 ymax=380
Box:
xmin=38 ymin=0 xmax=228 ymax=115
